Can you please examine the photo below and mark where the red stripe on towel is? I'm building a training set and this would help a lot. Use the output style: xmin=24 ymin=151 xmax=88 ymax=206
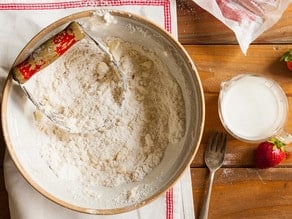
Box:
xmin=0 ymin=0 xmax=172 ymax=33
xmin=166 ymin=188 xmax=174 ymax=219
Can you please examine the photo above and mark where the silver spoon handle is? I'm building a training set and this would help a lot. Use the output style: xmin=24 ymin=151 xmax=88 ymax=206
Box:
xmin=199 ymin=170 xmax=215 ymax=219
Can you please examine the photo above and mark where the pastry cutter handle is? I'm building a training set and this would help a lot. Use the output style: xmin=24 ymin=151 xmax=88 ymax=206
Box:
xmin=11 ymin=21 xmax=85 ymax=84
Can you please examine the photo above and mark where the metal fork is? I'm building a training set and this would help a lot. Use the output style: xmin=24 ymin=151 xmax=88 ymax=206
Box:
xmin=199 ymin=132 xmax=227 ymax=219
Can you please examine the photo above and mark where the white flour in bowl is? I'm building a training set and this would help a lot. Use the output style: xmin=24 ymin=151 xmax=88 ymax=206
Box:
xmin=3 ymin=11 xmax=200 ymax=209
xmin=30 ymin=34 xmax=186 ymax=188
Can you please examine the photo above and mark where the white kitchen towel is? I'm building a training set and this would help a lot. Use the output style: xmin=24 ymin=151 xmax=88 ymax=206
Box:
xmin=0 ymin=1 xmax=195 ymax=219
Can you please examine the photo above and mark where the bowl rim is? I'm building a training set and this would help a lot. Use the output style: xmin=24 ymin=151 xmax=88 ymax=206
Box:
xmin=1 ymin=9 xmax=205 ymax=215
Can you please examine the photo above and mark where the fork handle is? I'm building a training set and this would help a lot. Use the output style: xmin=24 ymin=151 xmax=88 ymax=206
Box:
xmin=199 ymin=170 xmax=215 ymax=219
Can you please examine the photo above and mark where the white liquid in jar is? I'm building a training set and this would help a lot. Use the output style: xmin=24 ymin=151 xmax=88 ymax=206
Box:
xmin=219 ymin=75 xmax=287 ymax=142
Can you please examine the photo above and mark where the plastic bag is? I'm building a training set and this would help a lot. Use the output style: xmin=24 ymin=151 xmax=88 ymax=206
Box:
xmin=193 ymin=0 xmax=291 ymax=54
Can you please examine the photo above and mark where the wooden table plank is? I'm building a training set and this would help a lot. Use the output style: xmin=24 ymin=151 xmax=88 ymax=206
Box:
xmin=192 ymin=168 xmax=292 ymax=219
xmin=184 ymin=44 xmax=292 ymax=95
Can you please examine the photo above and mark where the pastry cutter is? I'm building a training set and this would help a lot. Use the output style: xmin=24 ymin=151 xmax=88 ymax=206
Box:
xmin=11 ymin=21 xmax=127 ymax=133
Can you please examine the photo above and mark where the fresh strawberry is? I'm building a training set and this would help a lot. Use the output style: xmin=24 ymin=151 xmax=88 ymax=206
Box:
xmin=254 ymin=138 xmax=286 ymax=169
xmin=286 ymin=61 xmax=292 ymax=71
xmin=280 ymin=49 xmax=292 ymax=71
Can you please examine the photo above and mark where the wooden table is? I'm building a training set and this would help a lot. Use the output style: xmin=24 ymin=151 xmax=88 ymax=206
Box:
xmin=1 ymin=1 xmax=292 ymax=218
xmin=178 ymin=1 xmax=292 ymax=218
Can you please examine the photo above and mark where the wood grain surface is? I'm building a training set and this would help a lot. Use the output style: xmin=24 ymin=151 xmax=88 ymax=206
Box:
xmin=177 ymin=1 xmax=292 ymax=218
xmin=1 ymin=1 xmax=292 ymax=218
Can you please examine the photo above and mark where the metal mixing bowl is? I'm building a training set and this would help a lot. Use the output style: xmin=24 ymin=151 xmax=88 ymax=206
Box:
xmin=1 ymin=10 xmax=205 ymax=214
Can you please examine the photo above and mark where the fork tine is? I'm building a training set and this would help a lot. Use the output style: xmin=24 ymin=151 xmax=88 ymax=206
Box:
xmin=207 ymin=132 xmax=219 ymax=152
xmin=213 ymin=132 xmax=220 ymax=151
xmin=207 ymin=132 xmax=216 ymax=151
xmin=217 ymin=132 xmax=227 ymax=153
xmin=222 ymin=133 xmax=227 ymax=152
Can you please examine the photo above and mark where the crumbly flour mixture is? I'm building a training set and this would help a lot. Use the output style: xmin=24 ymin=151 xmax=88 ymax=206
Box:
xmin=30 ymin=23 xmax=185 ymax=189
xmin=29 ymin=36 xmax=125 ymax=133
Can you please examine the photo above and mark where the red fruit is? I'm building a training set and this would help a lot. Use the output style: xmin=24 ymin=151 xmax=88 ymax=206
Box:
xmin=286 ymin=61 xmax=292 ymax=71
xmin=255 ymin=138 xmax=286 ymax=169
xmin=280 ymin=49 xmax=292 ymax=71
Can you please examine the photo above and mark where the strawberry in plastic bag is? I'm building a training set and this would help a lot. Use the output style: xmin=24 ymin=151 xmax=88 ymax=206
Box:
xmin=193 ymin=0 xmax=291 ymax=54
xmin=216 ymin=0 xmax=260 ymax=22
